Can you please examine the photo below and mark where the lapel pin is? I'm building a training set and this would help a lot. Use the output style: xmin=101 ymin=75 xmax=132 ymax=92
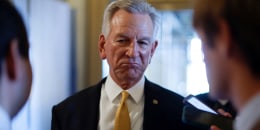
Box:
xmin=152 ymin=99 xmax=158 ymax=105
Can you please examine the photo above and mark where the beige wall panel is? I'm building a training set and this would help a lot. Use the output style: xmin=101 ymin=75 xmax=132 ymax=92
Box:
xmin=148 ymin=0 xmax=192 ymax=10
xmin=67 ymin=0 xmax=108 ymax=91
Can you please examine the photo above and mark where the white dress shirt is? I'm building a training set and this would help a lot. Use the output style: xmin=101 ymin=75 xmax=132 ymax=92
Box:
xmin=0 ymin=105 xmax=11 ymax=130
xmin=235 ymin=93 xmax=260 ymax=130
xmin=98 ymin=75 xmax=145 ymax=130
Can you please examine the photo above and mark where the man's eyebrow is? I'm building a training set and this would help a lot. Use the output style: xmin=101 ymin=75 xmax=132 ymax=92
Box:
xmin=138 ymin=36 xmax=152 ymax=41
xmin=114 ymin=33 xmax=153 ymax=41
xmin=115 ymin=33 xmax=129 ymax=38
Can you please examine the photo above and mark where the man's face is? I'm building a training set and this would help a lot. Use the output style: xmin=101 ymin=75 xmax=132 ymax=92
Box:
xmin=99 ymin=9 xmax=157 ymax=87
xmin=3 ymin=40 xmax=32 ymax=118
xmin=12 ymin=50 xmax=32 ymax=118
xmin=17 ymin=58 xmax=32 ymax=107
xmin=198 ymin=30 xmax=229 ymax=99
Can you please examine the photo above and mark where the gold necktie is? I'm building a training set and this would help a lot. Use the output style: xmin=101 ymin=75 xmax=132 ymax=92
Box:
xmin=114 ymin=91 xmax=131 ymax=130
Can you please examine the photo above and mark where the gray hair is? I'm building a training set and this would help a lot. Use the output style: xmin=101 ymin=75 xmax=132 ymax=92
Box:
xmin=101 ymin=0 xmax=160 ymax=38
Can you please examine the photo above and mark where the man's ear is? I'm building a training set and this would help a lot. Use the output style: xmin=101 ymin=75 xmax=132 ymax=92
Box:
xmin=151 ymin=40 xmax=158 ymax=57
xmin=6 ymin=39 xmax=19 ymax=80
xmin=98 ymin=34 xmax=107 ymax=59
xmin=149 ymin=40 xmax=158 ymax=64
xmin=216 ymin=20 xmax=233 ymax=57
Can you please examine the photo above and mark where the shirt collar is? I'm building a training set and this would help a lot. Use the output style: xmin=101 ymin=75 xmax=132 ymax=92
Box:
xmin=0 ymin=105 xmax=11 ymax=130
xmin=235 ymin=93 xmax=260 ymax=130
xmin=105 ymin=74 xmax=144 ymax=104
xmin=218 ymin=100 xmax=228 ymax=105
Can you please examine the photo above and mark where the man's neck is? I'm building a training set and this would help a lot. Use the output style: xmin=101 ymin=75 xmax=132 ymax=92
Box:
xmin=0 ymin=105 xmax=11 ymax=130
xmin=230 ymin=69 xmax=260 ymax=112
xmin=109 ymin=73 xmax=143 ymax=90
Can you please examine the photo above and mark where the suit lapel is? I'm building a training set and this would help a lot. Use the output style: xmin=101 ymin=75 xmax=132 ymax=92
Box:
xmin=143 ymin=79 xmax=160 ymax=130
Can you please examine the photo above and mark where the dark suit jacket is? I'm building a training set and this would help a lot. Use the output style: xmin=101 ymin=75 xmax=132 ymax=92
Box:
xmin=51 ymin=78 xmax=198 ymax=130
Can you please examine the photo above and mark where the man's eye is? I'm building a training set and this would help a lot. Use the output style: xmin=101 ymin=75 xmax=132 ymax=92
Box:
xmin=138 ymin=41 xmax=149 ymax=45
xmin=116 ymin=39 xmax=128 ymax=43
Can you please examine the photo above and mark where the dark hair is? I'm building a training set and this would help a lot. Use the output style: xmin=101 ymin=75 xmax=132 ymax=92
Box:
xmin=0 ymin=0 xmax=29 ymax=74
xmin=193 ymin=0 xmax=260 ymax=77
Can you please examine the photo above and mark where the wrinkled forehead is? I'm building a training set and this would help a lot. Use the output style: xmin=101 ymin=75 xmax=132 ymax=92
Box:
xmin=110 ymin=10 xmax=155 ymax=39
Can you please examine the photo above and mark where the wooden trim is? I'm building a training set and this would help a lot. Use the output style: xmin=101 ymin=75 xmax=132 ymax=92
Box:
xmin=67 ymin=0 xmax=108 ymax=90
xmin=148 ymin=0 xmax=192 ymax=10
xmin=84 ymin=0 xmax=108 ymax=88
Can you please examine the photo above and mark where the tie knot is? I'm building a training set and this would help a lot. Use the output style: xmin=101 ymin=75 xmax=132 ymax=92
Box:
xmin=121 ymin=91 xmax=129 ymax=102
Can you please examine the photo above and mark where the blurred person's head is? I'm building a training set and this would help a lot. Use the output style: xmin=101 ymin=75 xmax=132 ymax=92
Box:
xmin=98 ymin=0 xmax=159 ymax=89
xmin=0 ymin=0 xmax=32 ymax=119
xmin=193 ymin=0 xmax=260 ymax=108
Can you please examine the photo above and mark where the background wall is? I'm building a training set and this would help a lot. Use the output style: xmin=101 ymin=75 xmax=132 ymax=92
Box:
xmin=66 ymin=0 xmax=108 ymax=91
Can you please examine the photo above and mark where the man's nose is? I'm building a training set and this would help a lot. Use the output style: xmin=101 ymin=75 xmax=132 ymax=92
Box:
xmin=126 ymin=41 xmax=139 ymax=57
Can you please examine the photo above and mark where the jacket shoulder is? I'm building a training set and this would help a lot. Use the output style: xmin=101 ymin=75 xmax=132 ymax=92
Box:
xmin=145 ymin=79 xmax=184 ymax=102
xmin=54 ymin=78 xmax=105 ymax=110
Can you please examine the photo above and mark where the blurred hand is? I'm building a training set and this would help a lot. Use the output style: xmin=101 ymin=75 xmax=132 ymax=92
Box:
xmin=210 ymin=108 xmax=233 ymax=130
xmin=217 ymin=108 xmax=232 ymax=118
xmin=210 ymin=125 xmax=221 ymax=130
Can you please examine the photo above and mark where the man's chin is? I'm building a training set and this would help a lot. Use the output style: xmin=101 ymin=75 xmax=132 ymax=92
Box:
xmin=118 ymin=73 xmax=142 ymax=80
xmin=209 ymin=90 xmax=228 ymax=100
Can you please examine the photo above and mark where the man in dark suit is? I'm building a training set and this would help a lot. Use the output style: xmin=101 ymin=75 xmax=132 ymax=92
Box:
xmin=192 ymin=0 xmax=260 ymax=130
xmin=51 ymin=78 xmax=194 ymax=130
xmin=51 ymin=0 xmax=198 ymax=130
